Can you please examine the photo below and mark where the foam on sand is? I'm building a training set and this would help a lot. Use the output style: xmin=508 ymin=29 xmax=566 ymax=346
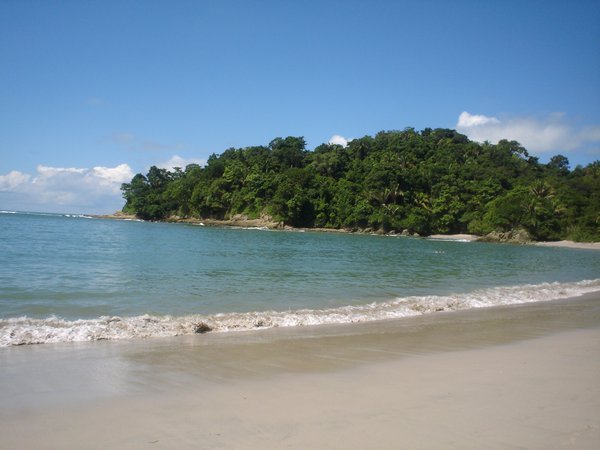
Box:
xmin=2 ymin=279 xmax=599 ymax=346
xmin=1 ymin=298 xmax=599 ymax=449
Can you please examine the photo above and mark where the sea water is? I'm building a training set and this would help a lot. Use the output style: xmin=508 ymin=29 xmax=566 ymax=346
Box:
xmin=1 ymin=211 xmax=599 ymax=346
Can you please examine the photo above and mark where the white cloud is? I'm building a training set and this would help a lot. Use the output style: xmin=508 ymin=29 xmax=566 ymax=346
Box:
xmin=456 ymin=111 xmax=600 ymax=154
xmin=457 ymin=111 xmax=500 ymax=128
xmin=90 ymin=164 xmax=135 ymax=189
xmin=36 ymin=165 xmax=87 ymax=176
xmin=0 ymin=163 xmax=134 ymax=214
xmin=156 ymin=155 xmax=205 ymax=171
xmin=328 ymin=134 xmax=349 ymax=147
xmin=0 ymin=171 xmax=30 ymax=191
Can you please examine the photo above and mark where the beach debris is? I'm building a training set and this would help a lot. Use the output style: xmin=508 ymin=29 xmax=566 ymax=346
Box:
xmin=193 ymin=322 xmax=213 ymax=334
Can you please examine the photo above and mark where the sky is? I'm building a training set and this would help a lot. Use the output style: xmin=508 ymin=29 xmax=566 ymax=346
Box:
xmin=1 ymin=0 xmax=599 ymax=214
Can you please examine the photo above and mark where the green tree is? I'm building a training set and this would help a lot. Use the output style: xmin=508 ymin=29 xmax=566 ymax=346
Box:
xmin=119 ymin=132 xmax=600 ymax=241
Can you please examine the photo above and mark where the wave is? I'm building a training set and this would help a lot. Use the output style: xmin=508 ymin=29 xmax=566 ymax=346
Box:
xmin=1 ymin=210 xmax=58 ymax=217
xmin=2 ymin=279 xmax=599 ymax=346
xmin=229 ymin=225 xmax=271 ymax=231
xmin=0 ymin=210 xmax=92 ymax=219
xmin=63 ymin=214 xmax=93 ymax=219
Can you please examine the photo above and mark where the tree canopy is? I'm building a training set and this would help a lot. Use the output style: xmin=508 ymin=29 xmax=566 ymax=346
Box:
xmin=121 ymin=128 xmax=600 ymax=241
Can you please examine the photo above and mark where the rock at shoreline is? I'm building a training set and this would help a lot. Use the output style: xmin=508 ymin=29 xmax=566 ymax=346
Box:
xmin=194 ymin=322 xmax=212 ymax=334
xmin=478 ymin=228 xmax=531 ymax=244
xmin=173 ymin=214 xmax=282 ymax=229
xmin=92 ymin=211 xmax=138 ymax=220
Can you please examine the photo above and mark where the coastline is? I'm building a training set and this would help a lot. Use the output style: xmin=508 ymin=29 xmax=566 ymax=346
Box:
xmin=1 ymin=293 xmax=599 ymax=449
xmin=93 ymin=212 xmax=600 ymax=250
xmin=431 ymin=234 xmax=600 ymax=250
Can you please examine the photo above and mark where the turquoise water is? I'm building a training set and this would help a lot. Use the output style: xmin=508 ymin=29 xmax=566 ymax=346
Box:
xmin=1 ymin=211 xmax=599 ymax=345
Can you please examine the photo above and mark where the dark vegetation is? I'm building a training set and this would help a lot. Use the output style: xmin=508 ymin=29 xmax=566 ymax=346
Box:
xmin=121 ymin=128 xmax=600 ymax=241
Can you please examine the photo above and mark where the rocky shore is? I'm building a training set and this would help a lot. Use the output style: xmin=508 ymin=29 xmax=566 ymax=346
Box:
xmin=477 ymin=228 xmax=532 ymax=244
xmin=91 ymin=211 xmax=139 ymax=220
xmin=164 ymin=213 xmax=282 ymax=229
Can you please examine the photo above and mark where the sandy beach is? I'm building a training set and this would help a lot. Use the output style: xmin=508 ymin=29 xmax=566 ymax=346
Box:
xmin=428 ymin=233 xmax=600 ymax=250
xmin=533 ymin=240 xmax=600 ymax=250
xmin=1 ymin=293 xmax=599 ymax=449
xmin=426 ymin=233 xmax=479 ymax=241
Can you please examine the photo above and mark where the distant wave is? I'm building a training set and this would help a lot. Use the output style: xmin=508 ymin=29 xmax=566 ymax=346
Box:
xmin=1 ymin=210 xmax=56 ymax=217
xmin=1 ymin=279 xmax=599 ymax=346
xmin=63 ymin=214 xmax=93 ymax=219
xmin=0 ymin=210 xmax=92 ymax=219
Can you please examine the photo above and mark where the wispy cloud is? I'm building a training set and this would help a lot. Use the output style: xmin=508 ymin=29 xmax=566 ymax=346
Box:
xmin=108 ymin=132 xmax=135 ymax=145
xmin=140 ymin=140 xmax=185 ymax=153
xmin=0 ymin=164 xmax=134 ymax=214
xmin=85 ymin=97 xmax=106 ymax=107
xmin=456 ymin=111 xmax=600 ymax=154
xmin=107 ymin=132 xmax=186 ymax=153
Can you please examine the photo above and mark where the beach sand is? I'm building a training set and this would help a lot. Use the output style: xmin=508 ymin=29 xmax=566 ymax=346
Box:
xmin=534 ymin=240 xmax=600 ymax=251
xmin=428 ymin=234 xmax=600 ymax=250
xmin=1 ymin=294 xmax=599 ymax=449
xmin=426 ymin=233 xmax=479 ymax=241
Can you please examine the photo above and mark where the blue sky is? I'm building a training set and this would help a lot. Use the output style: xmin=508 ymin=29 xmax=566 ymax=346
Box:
xmin=1 ymin=0 xmax=599 ymax=213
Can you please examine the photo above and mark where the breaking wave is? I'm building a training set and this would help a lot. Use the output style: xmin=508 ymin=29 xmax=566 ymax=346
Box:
xmin=2 ymin=279 xmax=599 ymax=346
xmin=0 ymin=210 xmax=92 ymax=219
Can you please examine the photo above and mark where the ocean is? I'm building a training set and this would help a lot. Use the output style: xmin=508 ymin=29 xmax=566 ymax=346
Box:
xmin=1 ymin=210 xmax=600 ymax=346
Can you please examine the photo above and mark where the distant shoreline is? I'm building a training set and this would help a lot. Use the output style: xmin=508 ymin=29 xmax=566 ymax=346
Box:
xmin=428 ymin=233 xmax=600 ymax=250
xmin=532 ymin=240 xmax=600 ymax=250
xmin=92 ymin=212 xmax=600 ymax=250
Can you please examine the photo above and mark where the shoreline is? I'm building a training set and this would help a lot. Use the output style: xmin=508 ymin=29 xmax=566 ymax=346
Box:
xmin=93 ymin=212 xmax=600 ymax=250
xmin=1 ymin=293 xmax=599 ymax=448
xmin=3 ymin=278 xmax=599 ymax=347
xmin=533 ymin=239 xmax=600 ymax=250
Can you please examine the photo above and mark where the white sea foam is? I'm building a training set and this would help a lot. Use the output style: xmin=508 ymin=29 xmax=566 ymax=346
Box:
xmin=429 ymin=238 xmax=473 ymax=243
xmin=2 ymin=279 xmax=599 ymax=346
xmin=0 ymin=211 xmax=92 ymax=218
xmin=63 ymin=214 xmax=93 ymax=219
xmin=9 ymin=211 xmax=56 ymax=217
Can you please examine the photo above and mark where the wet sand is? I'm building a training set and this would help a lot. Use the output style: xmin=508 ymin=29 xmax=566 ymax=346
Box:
xmin=1 ymin=293 xmax=599 ymax=449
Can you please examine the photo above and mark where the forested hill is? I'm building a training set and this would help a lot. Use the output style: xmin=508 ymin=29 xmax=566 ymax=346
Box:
xmin=121 ymin=128 xmax=600 ymax=242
